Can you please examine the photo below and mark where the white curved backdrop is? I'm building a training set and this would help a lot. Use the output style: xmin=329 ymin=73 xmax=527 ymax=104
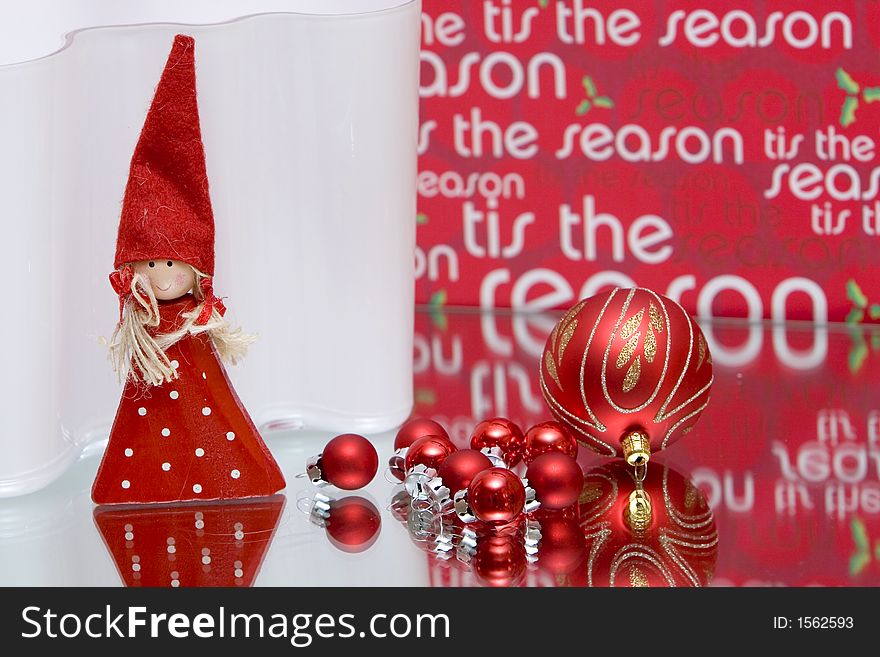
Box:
xmin=0 ymin=1 xmax=420 ymax=496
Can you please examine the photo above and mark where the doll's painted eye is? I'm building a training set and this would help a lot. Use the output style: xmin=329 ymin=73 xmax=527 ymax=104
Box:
xmin=148 ymin=261 xmax=155 ymax=268
xmin=167 ymin=261 xmax=173 ymax=267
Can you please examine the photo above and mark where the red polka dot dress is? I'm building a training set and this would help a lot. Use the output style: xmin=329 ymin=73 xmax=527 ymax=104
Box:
xmin=92 ymin=295 xmax=286 ymax=504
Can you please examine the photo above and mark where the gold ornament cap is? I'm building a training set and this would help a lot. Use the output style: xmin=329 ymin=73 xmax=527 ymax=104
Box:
xmin=621 ymin=430 xmax=651 ymax=466
xmin=625 ymin=488 xmax=653 ymax=534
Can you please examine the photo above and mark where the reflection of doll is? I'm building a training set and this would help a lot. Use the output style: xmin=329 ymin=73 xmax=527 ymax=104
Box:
xmin=92 ymin=35 xmax=285 ymax=505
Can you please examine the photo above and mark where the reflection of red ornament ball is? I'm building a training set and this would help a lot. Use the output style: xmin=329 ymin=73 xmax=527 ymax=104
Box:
xmin=523 ymin=421 xmax=578 ymax=464
xmin=535 ymin=515 xmax=585 ymax=575
xmin=438 ymin=449 xmax=493 ymax=494
xmin=394 ymin=418 xmax=449 ymax=451
xmin=404 ymin=435 xmax=457 ymax=473
xmin=325 ymin=497 xmax=381 ymax=553
xmin=468 ymin=468 xmax=525 ymax=524
xmin=472 ymin=535 xmax=527 ymax=587
xmin=470 ymin=418 xmax=526 ymax=467
xmin=540 ymin=288 xmax=713 ymax=460
xmin=526 ymin=452 xmax=584 ymax=510
xmin=321 ymin=434 xmax=379 ymax=490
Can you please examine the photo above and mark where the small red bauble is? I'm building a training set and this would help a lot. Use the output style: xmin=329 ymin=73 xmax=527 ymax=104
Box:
xmin=394 ymin=418 xmax=449 ymax=451
xmin=309 ymin=434 xmax=378 ymax=490
xmin=540 ymin=288 xmax=713 ymax=465
xmin=523 ymin=421 xmax=578 ymax=464
xmin=525 ymin=452 xmax=584 ymax=510
xmin=404 ymin=435 xmax=457 ymax=473
xmin=470 ymin=417 xmax=526 ymax=467
xmin=467 ymin=468 xmax=526 ymax=524
xmin=324 ymin=496 xmax=382 ymax=554
xmin=533 ymin=515 xmax=586 ymax=576
xmin=471 ymin=534 xmax=528 ymax=587
xmin=438 ymin=449 xmax=493 ymax=494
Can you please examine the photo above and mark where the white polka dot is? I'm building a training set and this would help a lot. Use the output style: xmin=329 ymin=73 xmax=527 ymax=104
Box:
xmin=234 ymin=522 xmax=243 ymax=531
xmin=195 ymin=520 xmax=204 ymax=529
xmin=167 ymin=537 xmax=175 ymax=545
xmin=202 ymin=556 xmax=211 ymax=565
xmin=202 ymin=407 xmax=211 ymax=416
xmin=171 ymin=580 xmax=180 ymax=587
xmin=121 ymin=480 xmax=130 ymax=489
xmin=124 ymin=448 xmax=133 ymax=457
xmin=234 ymin=568 xmax=244 ymax=578
xmin=161 ymin=462 xmax=171 ymax=472
xmin=167 ymin=545 xmax=176 ymax=554
xmin=195 ymin=512 xmax=204 ymax=520
xmin=202 ymin=372 xmax=207 ymax=379
xmin=230 ymin=469 xmax=240 ymax=479
xmin=124 ymin=524 xmax=133 ymax=532
xmin=171 ymin=360 xmax=179 ymax=369
xmin=170 ymin=390 xmax=179 ymax=400
xmin=234 ymin=560 xmax=242 ymax=569
xmin=137 ymin=407 xmax=147 ymax=416
xmin=161 ymin=428 xmax=170 ymax=437
xmin=132 ymin=563 xmax=141 ymax=572
xmin=124 ymin=532 xmax=134 ymax=541
xmin=193 ymin=483 xmax=202 ymax=494
xmin=131 ymin=555 xmax=140 ymax=563
xmin=201 ymin=548 xmax=211 ymax=556
xmin=195 ymin=448 xmax=205 ymax=457
xmin=234 ymin=530 xmax=244 ymax=540
xmin=226 ymin=432 xmax=235 ymax=441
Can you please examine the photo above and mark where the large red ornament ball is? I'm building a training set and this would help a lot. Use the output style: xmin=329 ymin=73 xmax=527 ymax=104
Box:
xmin=525 ymin=452 xmax=584 ymax=510
xmin=325 ymin=497 xmax=381 ymax=553
xmin=467 ymin=468 xmax=526 ymax=524
xmin=472 ymin=534 xmax=527 ymax=587
xmin=321 ymin=434 xmax=379 ymax=490
xmin=438 ymin=449 xmax=493 ymax=494
xmin=540 ymin=288 xmax=713 ymax=464
xmin=394 ymin=418 xmax=449 ymax=451
xmin=523 ymin=421 xmax=579 ymax=464
xmin=470 ymin=418 xmax=526 ymax=467
xmin=404 ymin=435 xmax=457 ymax=473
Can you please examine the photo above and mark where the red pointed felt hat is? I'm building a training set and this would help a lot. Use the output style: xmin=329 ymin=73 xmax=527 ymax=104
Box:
xmin=114 ymin=34 xmax=215 ymax=275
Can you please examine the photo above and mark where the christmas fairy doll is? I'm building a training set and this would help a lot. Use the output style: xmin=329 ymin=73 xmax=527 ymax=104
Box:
xmin=92 ymin=35 xmax=286 ymax=504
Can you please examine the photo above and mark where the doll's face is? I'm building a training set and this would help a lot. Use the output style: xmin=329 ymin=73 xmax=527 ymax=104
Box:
xmin=132 ymin=260 xmax=196 ymax=301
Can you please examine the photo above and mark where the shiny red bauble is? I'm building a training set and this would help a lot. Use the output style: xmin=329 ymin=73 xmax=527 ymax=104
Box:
xmin=540 ymin=288 xmax=713 ymax=463
xmin=324 ymin=497 xmax=382 ymax=554
xmin=404 ymin=435 xmax=457 ymax=473
xmin=523 ymin=421 xmax=579 ymax=464
xmin=438 ymin=449 xmax=493 ymax=494
xmin=533 ymin=514 xmax=586 ymax=576
xmin=472 ymin=534 xmax=527 ymax=587
xmin=467 ymin=468 xmax=526 ymax=524
xmin=525 ymin=452 xmax=584 ymax=510
xmin=394 ymin=417 xmax=449 ymax=451
xmin=470 ymin=417 xmax=526 ymax=467
xmin=320 ymin=434 xmax=379 ymax=490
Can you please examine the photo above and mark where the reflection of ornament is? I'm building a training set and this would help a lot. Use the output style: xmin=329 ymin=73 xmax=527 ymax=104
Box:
xmin=94 ymin=496 xmax=285 ymax=587
xmin=309 ymin=494 xmax=381 ymax=554
xmin=540 ymin=288 xmax=713 ymax=465
xmin=306 ymin=434 xmax=378 ymax=490
xmin=454 ymin=468 xmax=536 ymax=524
xmin=526 ymin=453 xmax=584 ymax=510
xmin=531 ymin=513 xmax=586 ymax=578
xmin=578 ymin=461 xmax=718 ymax=587
xmin=403 ymin=435 xmax=457 ymax=498
xmin=389 ymin=418 xmax=450 ymax=480
xmin=471 ymin=534 xmax=528 ymax=588
xmin=523 ymin=421 xmax=579 ymax=464
xmin=470 ymin=418 xmax=526 ymax=467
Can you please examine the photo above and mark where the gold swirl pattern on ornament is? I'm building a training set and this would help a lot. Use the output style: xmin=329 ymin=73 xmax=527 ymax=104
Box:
xmin=557 ymin=318 xmax=577 ymax=366
xmin=584 ymin=528 xmax=611 ymax=588
xmin=544 ymin=350 xmax=562 ymax=389
xmin=644 ymin=325 xmax=657 ymax=364
xmin=600 ymin=288 xmax=670 ymax=414
xmin=697 ymin=333 xmax=707 ymax=370
xmin=659 ymin=382 xmax=713 ymax=448
xmin=540 ymin=368 xmax=605 ymax=433
xmin=649 ymin=301 xmax=663 ymax=334
xmin=616 ymin=331 xmax=640 ymax=370
xmin=579 ymin=473 xmax=619 ymax=526
xmin=653 ymin=300 xmax=694 ymax=423
xmin=629 ymin=566 xmax=649 ymax=587
xmin=550 ymin=323 xmax=560 ymax=353
xmin=619 ymin=308 xmax=644 ymax=341
xmin=622 ymin=357 xmax=641 ymax=393
xmin=539 ymin=372 xmax=616 ymax=458
xmin=662 ymin=464 xmax=715 ymax=531
xmin=580 ymin=289 xmax=618 ymax=426
xmin=608 ymin=546 xmax=676 ymax=587
xmin=579 ymin=481 xmax=604 ymax=505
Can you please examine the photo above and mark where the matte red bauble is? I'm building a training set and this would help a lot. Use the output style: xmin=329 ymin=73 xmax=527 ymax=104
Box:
xmin=395 ymin=418 xmax=449 ymax=451
xmin=324 ymin=497 xmax=382 ymax=554
xmin=525 ymin=452 xmax=584 ymax=510
xmin=467 ymin=468 xmax=526 ymax=524
xmin=578 ymin=461 xmax=718 ymax=587
xmin=540 ymin=288 xmax=713 ymax=465
xmin=523 ymin=421 xmax=578 ymax=464
xmin=472 ymin=534 xmax=528 ymax=588
xmin=309 ymin=434 xmax=378 ymax=490
xmin=470 ymin=417 xmax=526 ymax=467
xmin=438 ymin=449 xmax=493 ymax=494
xmin=404 ymin=435 xmax=457 ymax=473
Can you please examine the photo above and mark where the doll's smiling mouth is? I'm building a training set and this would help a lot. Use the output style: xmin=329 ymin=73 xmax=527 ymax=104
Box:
xmin=154 ymin=282 xmax=172 ymax=292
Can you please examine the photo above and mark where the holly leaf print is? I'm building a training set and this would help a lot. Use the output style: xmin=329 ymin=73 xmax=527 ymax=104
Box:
xmin=836 ymin=68 xmax=860 ymax=94
xmin=575 ymin=99 xmax=591 ymax=115
xmin=416 ymin=212 xmax=429 ymax=225
xmin=870 ymin=304 xmax=880 ymax=320
xmin=847 ymin=279 xmax=868 ymax=308
xmin=840 ymin=96 xmax=859 ymax=127
xmin=864 ymin=87 xmax=880 ymax=103
xmin=582 ymin=75 xmax=596 ymax=97
xmin=592 ymin=96 xmax=614 ymax=109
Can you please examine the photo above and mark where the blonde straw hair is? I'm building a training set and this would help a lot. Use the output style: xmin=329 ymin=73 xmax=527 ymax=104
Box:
xmin=109 ymin=266 xmax=256 ymax=386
